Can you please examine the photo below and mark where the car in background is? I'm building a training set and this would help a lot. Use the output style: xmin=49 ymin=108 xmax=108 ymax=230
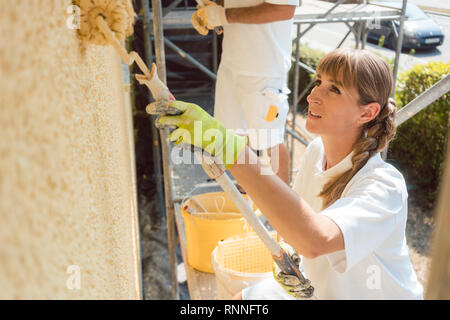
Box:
xmin=366 ymin=2 xmax=445 ymax=50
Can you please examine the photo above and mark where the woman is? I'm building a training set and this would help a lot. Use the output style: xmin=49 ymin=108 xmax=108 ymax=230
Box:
xmin=154 ymin=48 xmax=424 ymax=299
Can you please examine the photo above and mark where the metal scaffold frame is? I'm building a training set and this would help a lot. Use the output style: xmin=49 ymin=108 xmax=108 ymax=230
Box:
xmin=139 ymin=0 xmax=449 ymax=300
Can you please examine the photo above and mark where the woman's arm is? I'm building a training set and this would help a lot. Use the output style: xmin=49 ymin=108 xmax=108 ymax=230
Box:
xmin=230 ymin=146 xmax=344 ymax=258
xmin=225 ymin=3 xmax=296 ymax=24
xmin=153 ymin=100 xmax=342 ymax=258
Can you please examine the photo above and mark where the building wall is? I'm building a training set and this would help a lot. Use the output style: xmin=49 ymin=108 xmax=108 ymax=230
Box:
xmin=0 ymin=0 xmax=142 ymax=299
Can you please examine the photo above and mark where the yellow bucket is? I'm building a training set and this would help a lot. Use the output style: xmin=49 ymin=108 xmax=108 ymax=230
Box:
xmin=181 ymin=191 xmax=257 ymax=273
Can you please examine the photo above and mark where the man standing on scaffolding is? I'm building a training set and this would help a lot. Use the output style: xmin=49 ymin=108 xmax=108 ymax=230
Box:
xmin=191 ymin=0 xmax=298 ymax=184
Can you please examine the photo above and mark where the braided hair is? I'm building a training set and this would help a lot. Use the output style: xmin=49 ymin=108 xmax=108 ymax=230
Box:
xmin=315 ymin=49 xmax=397 ymax=209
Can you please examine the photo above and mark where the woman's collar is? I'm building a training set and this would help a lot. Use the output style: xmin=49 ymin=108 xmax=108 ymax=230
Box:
xmin=315 ymin=140 xmax=353 ymax=179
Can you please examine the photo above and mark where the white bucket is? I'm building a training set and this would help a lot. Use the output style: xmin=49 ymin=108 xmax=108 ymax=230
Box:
xmin=211 ymin=232 xmax=275 ymax=300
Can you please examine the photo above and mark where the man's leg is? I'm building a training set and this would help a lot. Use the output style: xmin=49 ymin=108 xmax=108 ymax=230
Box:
xmin=214 ymin=64 xmax=247 ymax=131
xmin=267 ymin=142 xmax=290 ymax=185
xmin=234 ymin=73 xmax=290 ymax=183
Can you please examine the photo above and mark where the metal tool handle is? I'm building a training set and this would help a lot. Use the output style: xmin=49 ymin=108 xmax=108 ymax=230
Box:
xmin=144 ymin=65 xmax=313 ymax=297
xmin=196 ymin=151 xmax=312 ymax=289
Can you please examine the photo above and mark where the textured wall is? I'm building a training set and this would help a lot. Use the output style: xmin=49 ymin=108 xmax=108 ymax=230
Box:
xmin=0 ymin=0 xmax=142 ymax=299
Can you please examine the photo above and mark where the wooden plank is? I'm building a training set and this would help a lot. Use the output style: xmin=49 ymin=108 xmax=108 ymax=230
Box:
xmin=425 ymin=131 xmax=450 ymax=299
xmin=174 ymin=203 xmax=217 ymax=300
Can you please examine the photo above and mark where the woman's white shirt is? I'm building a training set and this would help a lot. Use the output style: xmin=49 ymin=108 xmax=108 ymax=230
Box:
xmin=291 ymin=137 xmax=424 ymax=299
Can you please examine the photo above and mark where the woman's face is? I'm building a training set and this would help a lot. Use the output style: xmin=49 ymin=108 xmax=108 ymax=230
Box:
xmin=305 ymin=73 xmax=363 ymax=137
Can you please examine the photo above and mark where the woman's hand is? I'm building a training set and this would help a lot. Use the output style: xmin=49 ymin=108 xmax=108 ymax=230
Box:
xmin=148 ymin=100 xmax=247 ymax=169
xmin=272 ymin=241 xmax=313 ymax=299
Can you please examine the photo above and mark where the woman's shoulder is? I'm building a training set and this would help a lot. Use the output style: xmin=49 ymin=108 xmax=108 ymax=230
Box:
xmin=348 ymin=153 xmax=408 ymax=199
xmin=366 ymin=154 xmax=406 ymax=182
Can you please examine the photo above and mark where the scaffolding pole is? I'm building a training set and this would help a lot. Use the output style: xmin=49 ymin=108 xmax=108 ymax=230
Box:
xmin=151 ymin=0 xmax=179 ymax=300
xmin=290 ymin=23 xmax=301 ymax=182
xmin=395 ymin=74 xmax=450 ymax=127
xmin=392 ymin=0 xmax=407 ymax=95
xmin=164 ymin=38 xmax=217 ymax=80
xmin=141 ymin=0 xmax=166 ymax=236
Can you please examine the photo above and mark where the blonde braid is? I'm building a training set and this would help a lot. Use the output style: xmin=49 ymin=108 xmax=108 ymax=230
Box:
xmin=319 ymin=98 xmax=397 ymax=209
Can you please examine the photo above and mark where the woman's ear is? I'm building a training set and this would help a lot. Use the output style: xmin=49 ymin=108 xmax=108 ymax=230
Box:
xmin=359 ymin=102 xmax=381 ymax=125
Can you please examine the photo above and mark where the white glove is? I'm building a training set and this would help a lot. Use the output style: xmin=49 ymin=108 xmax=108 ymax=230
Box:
xmin=192 ymin=0 xmax=228 ymax=35
xmin=200 ymin=4 xmax=228 ymax=28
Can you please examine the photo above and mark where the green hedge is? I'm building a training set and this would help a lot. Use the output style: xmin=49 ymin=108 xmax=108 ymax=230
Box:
xmin=388 ymin=61 xmax=450 ymax=203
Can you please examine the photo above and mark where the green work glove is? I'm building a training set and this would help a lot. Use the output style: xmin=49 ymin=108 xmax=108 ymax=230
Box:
xmin=272 ymin=241 xmax=313 ymax=299
xmin=150 ymin=100 xmax=247 ymax=170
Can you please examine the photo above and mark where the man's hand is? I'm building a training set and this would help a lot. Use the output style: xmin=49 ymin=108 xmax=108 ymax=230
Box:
xmin=191 ymin=0 xmax=228 ymax=35
xmin=148 ymin=100 xmax=247 ymax=169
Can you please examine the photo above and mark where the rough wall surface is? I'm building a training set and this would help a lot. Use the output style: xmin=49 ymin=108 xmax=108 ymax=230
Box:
xmin=0 ymin=0 xmax=142 ymax=299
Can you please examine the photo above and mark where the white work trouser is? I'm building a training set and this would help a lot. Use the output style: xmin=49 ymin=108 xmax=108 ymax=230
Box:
xmin=214 ymin=63 xmax=290 ymax=151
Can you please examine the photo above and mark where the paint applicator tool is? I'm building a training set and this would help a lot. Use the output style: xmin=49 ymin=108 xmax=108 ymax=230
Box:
xmin=74 ymin=0 xmax=170 ymax=102
xmin=146 ymin=72 xmax=315 ymax=300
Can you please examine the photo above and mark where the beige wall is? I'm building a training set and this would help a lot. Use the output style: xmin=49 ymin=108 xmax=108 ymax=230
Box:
xmin=0 ymin=0 xmax=142 ymax=299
